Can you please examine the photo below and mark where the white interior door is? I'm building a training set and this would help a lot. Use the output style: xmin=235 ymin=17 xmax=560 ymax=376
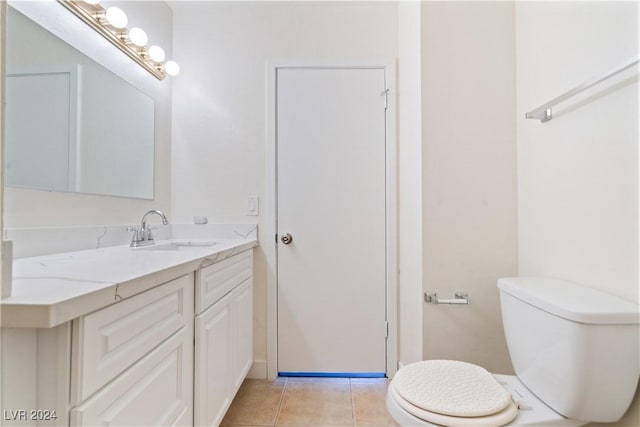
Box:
xmin=276 ymin=67 xmax=387 ymax=375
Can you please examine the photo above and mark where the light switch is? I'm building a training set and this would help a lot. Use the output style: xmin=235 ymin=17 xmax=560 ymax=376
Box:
xmin=247 ymin=196 xmax=259 ymax=216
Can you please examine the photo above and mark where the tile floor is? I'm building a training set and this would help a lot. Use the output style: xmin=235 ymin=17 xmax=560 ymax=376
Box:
xmin=221 ymin=377 xmax=399 ymax=427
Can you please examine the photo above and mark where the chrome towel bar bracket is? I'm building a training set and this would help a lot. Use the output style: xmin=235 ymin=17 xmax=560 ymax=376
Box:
xmin=525 ymin=57 xmax=639 ymax=123
xmin=424 ymin=292 xmax=469 ymax=305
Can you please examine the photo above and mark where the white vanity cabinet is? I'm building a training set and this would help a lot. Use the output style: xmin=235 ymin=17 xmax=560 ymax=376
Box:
xmin=69 ymin=274 xmax=194 ymax=426
xmin=194 ymin=250 xmax=253 ymax=427
xmin=1 ymin=247 xmax=255 ymax=427
xmin=0 ymin=273 xmax=195 ymax=427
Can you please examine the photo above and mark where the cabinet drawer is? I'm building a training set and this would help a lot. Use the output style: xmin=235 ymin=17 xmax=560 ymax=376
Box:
xmin=196 ymin=250 xmax=252 ymax=314
xmin=71 ymin=274 xmax=193 ymax=403
xmin=70 ymin=325 xmax=193 ymax=427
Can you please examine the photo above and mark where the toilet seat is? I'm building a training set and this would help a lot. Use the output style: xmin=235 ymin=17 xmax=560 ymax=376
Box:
xmin=390 ymin=383 xmax=519 ymax=426
xmin=390 ymin=360 xmax=519 ymax=426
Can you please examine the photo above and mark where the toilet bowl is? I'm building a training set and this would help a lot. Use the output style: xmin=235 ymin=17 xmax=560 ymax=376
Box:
xmin=387 ymin=277 xmax=640 ymax=427
xmin=386 ymin=360 xmax=584 ymax=426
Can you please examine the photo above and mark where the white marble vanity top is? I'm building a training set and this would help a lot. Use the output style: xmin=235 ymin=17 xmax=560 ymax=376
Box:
xmin=1 ymin=237 xmax=257 ymax=328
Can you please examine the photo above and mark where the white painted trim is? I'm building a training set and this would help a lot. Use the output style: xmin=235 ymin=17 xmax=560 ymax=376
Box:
xmin=265 ymin=61 xmax=278 ymax=379
xmin=265 ymin=59 xmax=398 ymax=379
xmin=385 ymin=61 xmax=399 ymax=378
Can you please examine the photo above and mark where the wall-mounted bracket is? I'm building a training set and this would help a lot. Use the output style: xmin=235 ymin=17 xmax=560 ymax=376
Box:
xmin=524 ymin=57 xmax=638 ymax=123
xmin=525 ymin=108 xmax=552 ymax=123
xmin=424 ymin=292 xmax=469 ymax=305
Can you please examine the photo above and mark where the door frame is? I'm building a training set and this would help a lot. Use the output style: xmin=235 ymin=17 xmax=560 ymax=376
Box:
xmin=265 ymin=59 xmax=398 ymax=379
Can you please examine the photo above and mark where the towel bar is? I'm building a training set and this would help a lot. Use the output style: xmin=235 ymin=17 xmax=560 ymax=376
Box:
xmin=424 ymin=292 xmax=469 ymax=305
xmin=525 ymin=57 xmax=639 ymax=122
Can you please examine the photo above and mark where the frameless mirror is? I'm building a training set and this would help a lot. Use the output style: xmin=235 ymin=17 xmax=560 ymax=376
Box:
xmin=4 ymin=6 xmax=155 ymax=199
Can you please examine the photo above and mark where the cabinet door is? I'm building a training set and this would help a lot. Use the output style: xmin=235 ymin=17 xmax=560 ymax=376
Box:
xmin=232 ymin=278 xmax=253 ymax=393
xmin=72 ymin=274 xmax=192 ymax=403
xmin=195 ymin=293 xmax=233 ymax=427
xmin=70 ymin=326 xmax=193 ymax=427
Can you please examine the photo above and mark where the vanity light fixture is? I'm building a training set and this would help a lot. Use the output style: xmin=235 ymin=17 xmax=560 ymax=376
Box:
xmin=57 ymin=0 xmax=180 ymax=80
xmin=104 ymin=7 xmax=128 ymax=29
xmin=164 ymin=61 xmax=180 ymax=77
xmin=128 ymin=27 xmax=148 ymax=47
xmin=147 ymin=45 xmax=166 ymax=63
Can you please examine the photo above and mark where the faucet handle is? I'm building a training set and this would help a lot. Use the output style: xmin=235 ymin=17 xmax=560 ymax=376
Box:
xmin=127 ymin=226 xmax=142 ymax=245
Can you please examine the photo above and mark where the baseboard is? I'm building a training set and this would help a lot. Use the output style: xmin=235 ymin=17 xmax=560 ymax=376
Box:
xmin=247 ymin=359 xmax=401 ymax=380
xmin=247 ymin=359 xmax=267 ymax=379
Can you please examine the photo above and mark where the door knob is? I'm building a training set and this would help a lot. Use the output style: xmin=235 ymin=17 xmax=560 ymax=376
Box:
xmin=281 ymin=233 xmax=293 ymax=245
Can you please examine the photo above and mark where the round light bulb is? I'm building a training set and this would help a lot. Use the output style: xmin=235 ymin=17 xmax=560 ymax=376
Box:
xmin=105 ymin=7 xmax=128 ymax=29
xmin=128 ymin=27 xmax=148 ymax=47
xmin=84 ymin=0 xmax=101 ymax=5
xmin=164 ymin=60 xmax=180 ymax=76
xmin=147 ymin=45 xmax=165 ymax=63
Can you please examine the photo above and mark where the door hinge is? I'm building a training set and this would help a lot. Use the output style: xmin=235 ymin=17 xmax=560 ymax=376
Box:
xmin=384 ymin=321 xmax=389 ymax=338
xmin=275 ymin=233 xmax=278 ymax=244
xmin=381 ymin=88 xmax=389 ymax=110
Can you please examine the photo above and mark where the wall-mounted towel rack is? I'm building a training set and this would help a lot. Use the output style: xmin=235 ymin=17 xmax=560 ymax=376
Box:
xmin=526 ymin=57 xmax=639 ymax=123
xmin=424 ymin=292 xmax=469 ymax=305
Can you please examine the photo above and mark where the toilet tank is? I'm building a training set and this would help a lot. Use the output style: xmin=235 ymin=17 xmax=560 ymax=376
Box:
xmin=498 ymin=277 xmax=639 ymax=423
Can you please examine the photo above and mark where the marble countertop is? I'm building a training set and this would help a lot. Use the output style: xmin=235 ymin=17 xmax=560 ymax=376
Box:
xmin=1 ymin=237 xmax=257 ymax=328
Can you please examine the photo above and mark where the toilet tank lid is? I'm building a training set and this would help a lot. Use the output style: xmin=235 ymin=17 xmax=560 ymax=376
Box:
xmin=498 ymin=277 xmax=639 ymax=325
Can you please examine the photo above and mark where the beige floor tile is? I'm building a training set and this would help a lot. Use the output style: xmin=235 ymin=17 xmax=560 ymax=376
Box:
xmin=350 ymin=379 xmax=398 ymax=426
xmin=221 ymin=378 xmax=286 ymax=426
xmin=276 ymin=379 xmax=354 ymax=426
xmin=285 ymin=377 xmax=351 ymax=385
xmin=349 ymin=378 xmax=389 ymax=385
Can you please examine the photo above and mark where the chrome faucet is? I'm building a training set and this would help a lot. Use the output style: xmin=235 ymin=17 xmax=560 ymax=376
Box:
xmin=130 ymin=210 xmax=169 ymax=247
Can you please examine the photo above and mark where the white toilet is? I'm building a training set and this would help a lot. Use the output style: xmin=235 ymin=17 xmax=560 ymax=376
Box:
xmin=387 ymin=277 xmax=640 ymax=426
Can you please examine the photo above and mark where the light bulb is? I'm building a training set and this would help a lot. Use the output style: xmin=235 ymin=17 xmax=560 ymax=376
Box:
xmin=147 ymin=45 xmax=165 ymax=63
xmin=164 ymin=60 xmax=180 ymax=76
xmin=128 ymin=27 xmax=148 ymax=47
xmin=84 ymin=0 xmax=100 ymax=5
xmin=105 ymin=7 xmax=128 ymax=29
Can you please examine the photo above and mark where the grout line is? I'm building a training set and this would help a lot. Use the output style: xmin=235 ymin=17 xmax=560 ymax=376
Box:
xmin=349 ymin=378 xmax=357 ymax=427
xmin=273 ymin=376 xmax=288 ymax=426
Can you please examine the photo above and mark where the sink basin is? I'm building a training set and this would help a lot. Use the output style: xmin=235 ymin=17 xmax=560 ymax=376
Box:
xmin=139 ymin=241 xmax=218 ymax=251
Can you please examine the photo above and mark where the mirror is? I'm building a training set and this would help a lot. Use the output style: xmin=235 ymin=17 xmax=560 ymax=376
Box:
xmin=4 ymin=6 xmax=155 ymax=200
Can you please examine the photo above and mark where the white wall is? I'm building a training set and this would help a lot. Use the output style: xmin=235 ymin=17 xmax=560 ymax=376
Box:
xmin=515 ymin=1 xmax=639 ymax=424
xmin=171 ymin=1 xmax=398 ymax=376
xmin=397 ymin=0 xmax=423 ymax=368
xmin=421 ymin=1 xmax=518 ymax=374
xmin=1 ymin=1 xmax=7 ymax=287
xmin=516 ymin=1 xmax=638 ymax=303
xmin=3 ymin=0 xmax=173 ymax=227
